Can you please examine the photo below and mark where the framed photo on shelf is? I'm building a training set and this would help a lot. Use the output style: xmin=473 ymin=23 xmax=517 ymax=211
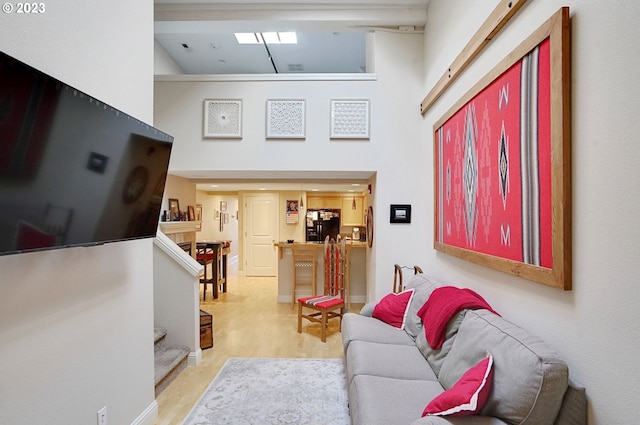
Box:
xmin=168 ymin=198 xmax=180 ymax=221
xmin=330 ymin=99 xmax=370 ymax=139
xmin=203 ymin=99 xmax=242 ymax=139
xmin=195 ymin=204 xmax=202 ymax=231
xmin=266 ymin=99 xmax=306 ymax=139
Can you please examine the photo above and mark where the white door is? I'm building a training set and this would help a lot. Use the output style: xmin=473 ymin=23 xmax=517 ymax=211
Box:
xmin=244 ymin=193 xmax=278 ymax=276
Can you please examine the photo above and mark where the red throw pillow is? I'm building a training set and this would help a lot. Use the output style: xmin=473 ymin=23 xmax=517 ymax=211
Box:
xmin=422 ymin=352 xmax=494 ymax=417
xmin=372 ymin=289 xmax=415 ymax=329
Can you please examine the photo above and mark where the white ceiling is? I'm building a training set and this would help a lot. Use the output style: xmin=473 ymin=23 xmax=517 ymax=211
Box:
xmin=155 ymin=31 xmax=367 ymax=74
xmin=154 ymin=0 xmax=428 ymax=75
xmin=155 ymin=1 xmax=427 ymax=192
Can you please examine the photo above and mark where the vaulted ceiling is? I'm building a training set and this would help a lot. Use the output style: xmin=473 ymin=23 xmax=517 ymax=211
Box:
xmin=154 ymin=1 xmax=429 ymax=191
xmin=154 ymin=0 xmax=429 ymax=75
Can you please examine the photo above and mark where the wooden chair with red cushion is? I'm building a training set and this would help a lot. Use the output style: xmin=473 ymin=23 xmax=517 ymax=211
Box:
xmin=291 ymin=244 xmax=317 ymax=309
xmin=297 ymin=237 xmax=347 ymax=342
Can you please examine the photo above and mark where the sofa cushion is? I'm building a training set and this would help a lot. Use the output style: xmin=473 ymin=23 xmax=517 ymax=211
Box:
xmin=417 ymin=287 xmax=499 ymax=349
xmin=403 ymin=274 xmax=439 ymax=339
xmin=341 ymin=312 xmax=414 ymax=353
xmin=359 ymin=301 xmax=376 ymax=317
xmin=423 ymin=352 xmax=493 ymax=417
xmin=346 ymin=340 xmax=438 ymax=385
xmin=349 ymin=375 xmax=444 ymax=425
xmin=439 ymin=310 xmax=568 ymax=425
xmin=372 ymin=288 xmax=415 ymax=329
xmin=415 ymin=310 xmax=466 ymax=377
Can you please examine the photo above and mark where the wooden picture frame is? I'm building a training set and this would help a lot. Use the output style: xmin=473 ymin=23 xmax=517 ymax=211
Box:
xmin=433 ymin=8 xmax=571 ymax=290
xmin=195 ymin=204 xmax=202 ymax=231
xmin=366 ymin=206 xmax=374 ymax=248
xmin=168 ymin=198 xmax=180 ymax=221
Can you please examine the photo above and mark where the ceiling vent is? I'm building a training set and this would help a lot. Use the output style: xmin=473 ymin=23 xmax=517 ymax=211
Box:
xmin=288 ymin=64 xmax=304 ymax=72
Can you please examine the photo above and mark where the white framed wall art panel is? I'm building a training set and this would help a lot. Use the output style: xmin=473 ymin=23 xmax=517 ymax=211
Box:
xmin=330 ymin=99 xmax=370 ymax=139
xmin=203 ymin=99 xmax=242 ymax=139
xmin=266 ymin=99 xmax=306 ymax=139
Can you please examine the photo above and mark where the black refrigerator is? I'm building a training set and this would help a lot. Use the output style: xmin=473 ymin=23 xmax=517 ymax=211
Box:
xmin=305 ymin=209 xmax=341 ymax=242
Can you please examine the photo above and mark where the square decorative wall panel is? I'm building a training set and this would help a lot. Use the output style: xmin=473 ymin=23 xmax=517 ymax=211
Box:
xmin=330 ymin=99 xmax=370 ymax=139
xmin=203 ymin=99 xmax=242 ymax=138
xmin=266 ymin=99 xmax=306 ymax=139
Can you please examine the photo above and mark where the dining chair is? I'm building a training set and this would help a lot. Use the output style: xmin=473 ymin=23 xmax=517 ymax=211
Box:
xmin=291 ymin=244 xmax=317 ymax=309
xmin=297 ymin=237 xmax=347 ymax=342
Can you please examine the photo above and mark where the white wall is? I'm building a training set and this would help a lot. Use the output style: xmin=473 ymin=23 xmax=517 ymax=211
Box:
xmin=0 ymin=1 xmax=157 ymax=424
xmin=196 ymin=191 xmax=239 ymax=257
xmin=163 ymin=174 xmax=197 ymax=221
xmin=154 ymin=31 xmax=426 ymax=297
xmin=421 ymin=1 xmax=640 ymax=424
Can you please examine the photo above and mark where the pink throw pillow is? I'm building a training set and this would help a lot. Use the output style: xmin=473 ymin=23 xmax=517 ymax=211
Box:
xmin=372 ymin=289 xmax=415 ymax=330
xmin=422 ymin=352 xmax=494 ymax=417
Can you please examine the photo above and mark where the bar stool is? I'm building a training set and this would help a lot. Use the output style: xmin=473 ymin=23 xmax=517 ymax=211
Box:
xmin=291 ymin=245 xmax=317 ymax=309
xmin=196 ymin=243 xmax=215 ymax=300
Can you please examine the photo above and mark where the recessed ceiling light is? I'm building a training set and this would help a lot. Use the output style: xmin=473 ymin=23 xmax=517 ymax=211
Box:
xmin=351 ymin=183 xmax=361 ymax=187
xmin=259 ymin=187 xmax=267 ymax=191
xmin=210 ymin=185 xmax=219 ymax=188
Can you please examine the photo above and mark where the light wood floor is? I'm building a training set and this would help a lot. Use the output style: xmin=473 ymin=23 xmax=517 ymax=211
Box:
xmin=154 ymin=262 xmax=362 ymax=424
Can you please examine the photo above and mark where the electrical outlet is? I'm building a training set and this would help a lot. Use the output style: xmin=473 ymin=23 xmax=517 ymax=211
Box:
xmin=97 ymin=406 xmax=107 ymax=425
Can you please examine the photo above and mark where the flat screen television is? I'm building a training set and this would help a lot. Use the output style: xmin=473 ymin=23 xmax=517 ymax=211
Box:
xmin=0 ymin=50 xmax=174 ymax=255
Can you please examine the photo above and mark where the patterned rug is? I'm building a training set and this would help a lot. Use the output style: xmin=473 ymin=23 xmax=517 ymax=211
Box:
xmin=181 ymin=357 xmax=350 ymax=425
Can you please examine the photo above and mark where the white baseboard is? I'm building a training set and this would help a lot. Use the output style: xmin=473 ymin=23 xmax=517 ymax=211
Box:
xmin=189 ymin=348 xmax=202 ymax=366
xmin=349 ymin=295 xmax=366 ymax=304
xmin=277 ymin=294 xmax=291 ymax=304
xmin=131 ymin=400 xmax=158 ymax=425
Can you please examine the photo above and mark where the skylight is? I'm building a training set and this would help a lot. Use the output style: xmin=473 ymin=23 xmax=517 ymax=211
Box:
xmin=234 ymin=32 xmax=297 ymax=45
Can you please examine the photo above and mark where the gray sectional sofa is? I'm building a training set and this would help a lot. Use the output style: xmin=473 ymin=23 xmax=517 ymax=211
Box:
xmin=341 ymin=273 xmax=587 ymax=425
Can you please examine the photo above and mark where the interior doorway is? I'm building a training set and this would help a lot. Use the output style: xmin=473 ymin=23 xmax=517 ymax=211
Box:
xmin=243 ymin=193 xmax=278 ymax=276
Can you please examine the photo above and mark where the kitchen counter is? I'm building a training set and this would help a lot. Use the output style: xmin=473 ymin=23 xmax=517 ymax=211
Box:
xmin=274 ymin=240 xmax=366 ymax=259
xmin=275 ymin=240 xmax=367 ymax=305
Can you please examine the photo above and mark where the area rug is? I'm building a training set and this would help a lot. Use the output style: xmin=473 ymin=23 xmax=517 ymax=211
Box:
xmin=181 ymin=357 xmax=350 ymax=425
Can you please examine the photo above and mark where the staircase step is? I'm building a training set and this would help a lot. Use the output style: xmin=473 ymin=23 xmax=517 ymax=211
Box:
xmin=154 ymin=345 xmax=190 ymax=397
xmin=154 ymin=328 xmax=167 ymax=345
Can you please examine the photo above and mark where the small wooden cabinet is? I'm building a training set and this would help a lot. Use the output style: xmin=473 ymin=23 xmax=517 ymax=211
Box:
xmin=307 ymin=195 xmax=366 ymax=226
xmin=307 ymin=196 xmax=341 ymax=209
xmin=341 ymin=196 xmax=365 ymax=226
xmin=199 ymin=310 xmax=213 ymax=350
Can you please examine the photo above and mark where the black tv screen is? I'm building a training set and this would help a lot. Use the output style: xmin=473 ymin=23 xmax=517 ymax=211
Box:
xmin=0 ymin=51 xmax=174 ymax=255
